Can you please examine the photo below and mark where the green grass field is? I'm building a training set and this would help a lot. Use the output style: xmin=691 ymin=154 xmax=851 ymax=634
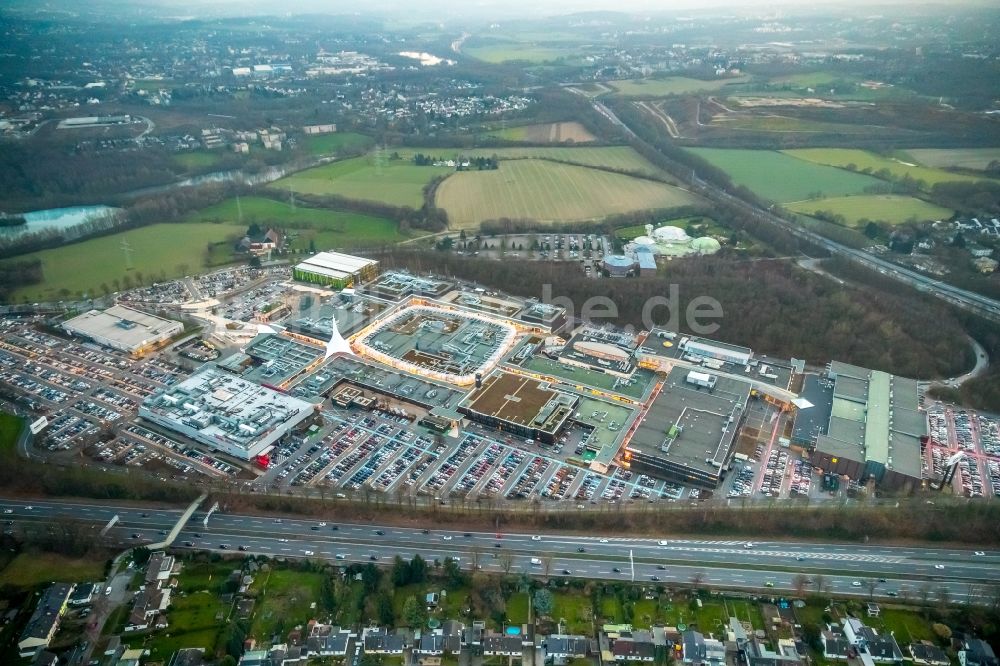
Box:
xmin=251 ymin=569 xmax=326 ymax=639
xmin=436 ymin=159 xmax=698 ymax=229
xmin=687 ymin=148 xmax=883 ymax=202
xmin=301 ymin=132 xmax=374 ymax=156
xmin=769 ymin=71 xmax=854 ymax=88
xmin=783 ymin=148 xmax=990 ymax=188
xmin=133 ymin=591 xmax=225 ymax=661
xmin=397 ymin=145 xmax=666 ymax=177
xmin=487 ymin=121 xmax=595 ymax=143
xmin=903 ymin=147 xmax=1000 ymax=171
xmin=0 ymin=552 xmax=104 ymax=588
xmin=1 ymin=222 xmax=246 ymax=303
xmin=276 ymin=156 xmax=450 ymax=208
xmin=786 ymin=194 xmax=953 ymax=226
xmin=0 ymin=412 xmax=21 ymax=455
xmin=609 ymin=76 xmax=750 ymax=97
xmin=183 ymin=196 xmax=409 ymax=249
xmin=172 ymin=150 xmax=223 ymax=171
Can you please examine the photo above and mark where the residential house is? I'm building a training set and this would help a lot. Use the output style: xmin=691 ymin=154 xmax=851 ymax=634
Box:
xmin=842 ymin=618 xmax=903 ymax=663
xmin=909 ymin=642 xmax=950 ymax=666
xmin=484 ymin=633 xmax=525 ymax=658
xmin=17 ymin=583 xmax=73 ymax=658
xmin=363 ymin=627 xmax=406 ymax=655
xmin=415 ymin=622 xmax=463 ymax=657
xmin=168 ymin=648 xmax=207 ymax=666
xmin=307 ymin=625 xmax=357 ymax=658
xmin=145 ymin=552 xmax=175 ymax=587
xmin=604 ymin=627 xmax=656 ymax=664
xmin=542 ymin=634 xmax=589 ymax=664
xmin=682 ymin=630 xmax=725 ymax=666
xmin=960 ymin=638 xmax=999 ymax=666
xmin=822 ymin=628 xmax=852 ymax=661
xmin=125 ymin=587 xmax=171 ymax=632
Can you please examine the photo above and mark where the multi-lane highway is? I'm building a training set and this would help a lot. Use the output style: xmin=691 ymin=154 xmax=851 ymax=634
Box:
xmin=2 ymin=498 xmax=997 ymax=603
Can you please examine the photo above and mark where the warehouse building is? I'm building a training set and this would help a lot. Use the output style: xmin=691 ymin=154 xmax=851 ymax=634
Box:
xmin=624 ymin=366 xmax=751 ymax=489
xmin=293 ymin=251 xmax=380 ymax=289
xmin=63 ymin=305 xmax=183 ymax=355
xmin=806 ymin=361 xmax=925 ymax=490
xmin=460 ymin=372 xmax=578 ymax=444
xmin=139 ymin=364 xmax=316 ymax=460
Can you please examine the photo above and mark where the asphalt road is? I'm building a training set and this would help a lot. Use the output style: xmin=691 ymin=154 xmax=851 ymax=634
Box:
xmin=3 ymin=497 xmax=997 ymax=603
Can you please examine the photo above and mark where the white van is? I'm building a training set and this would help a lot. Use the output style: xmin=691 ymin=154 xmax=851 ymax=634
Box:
xmin=530 ymin=558 xmax=542 ymax=566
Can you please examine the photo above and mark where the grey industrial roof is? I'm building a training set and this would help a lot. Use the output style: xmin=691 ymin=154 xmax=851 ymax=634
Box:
xmin=627 ymin=366 xmax=750 ymax=474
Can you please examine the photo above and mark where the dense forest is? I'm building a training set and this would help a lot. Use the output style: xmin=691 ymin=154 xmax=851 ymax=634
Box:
xmin=386 ymin=251 xmax=972 ymax=380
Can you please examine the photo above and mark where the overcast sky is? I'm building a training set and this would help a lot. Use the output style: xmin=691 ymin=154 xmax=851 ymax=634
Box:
xmin=63 ymin=0 xmax=993 ymax=19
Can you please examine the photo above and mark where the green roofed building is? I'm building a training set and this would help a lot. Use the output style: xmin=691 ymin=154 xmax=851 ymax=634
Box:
xmin=293 ymin=251 xmax=380 ymax=289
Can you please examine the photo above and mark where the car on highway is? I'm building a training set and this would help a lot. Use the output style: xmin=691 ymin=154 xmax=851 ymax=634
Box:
xmin=531 ymin=535 xmax=542 ymax=541
xmin=744 ymin=543 xmax=754 ymax=549
xmin=311 ymin=526 xmax=319 ymax=531
xmin=442 ymin=535 xmax=452 ymax=541
xmin=851 ymin=581 xmax=862 ymax=587
xmin=183 ymin=541 xmax=194 ymax=547
xmin=303 ymin=550 xmax=314 ymax=556
xmin=369 ymin=554 xmax=379 ymax=561
xmin=887 ymin=591 xmax=899 ymax=597
xmin=600 ymin=538 xmax=609 ymax=543
xmin=335 ymin=554 xmax=346 ymax=560
xmin=657 ymin=540 xmax=669 ymax=546
xmin=2 ymin=509 xmax=10 ymax=514
xmin=375 ymin=530 xmax=385 ymax=536
xmin=656 ymin=565 xmax=666 ymax=570
xmin=612 ymin=567 xmax=621 ymax=573
xmin=278 ymin=538 xmax=288 ymax=543
xmin=765 ymin=581 xmax=774 ymax=588
xmin=651 ymin=575 xmax=661 ymax=582
xmin=318 ymin=522 xmax=327 ymax=527
xmin=194 ymin=533 xmax=202 ymax=538
xmin=975 ymin=551 xmax=985 ymax=556
xmin=219 ymin=544 xmax=230 ymax=550
xmin=577 ymin=547 xmax=585 ymax=553
xmin=131 ymin=533 xmax=141 ymax=539
xmin=239 ymin=545 xmax=248 ymax=552
xmin=561 ymin=569 xmax=571 ymax=575
xmin=934 ymin=564 xmax=945 ymax=569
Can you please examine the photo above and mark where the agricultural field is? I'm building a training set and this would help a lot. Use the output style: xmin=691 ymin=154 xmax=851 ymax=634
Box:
xmin=783 ymin=148 xmax=990 ymax=188
xmin=276 ymin=155 xmax=450 ymax=208
xmin=182 ymin=196 xmax=410 ymax=249
xmin=488 ymin=121 xmax=595 ymax=143
xmin=786 ymin=195 xmax=953 ymax=227
xmin=435 ymin=159 xmax=698 ymax=229
xmin=687 ymin=148 xmax=882 ymax=202
xmin=1 ymin=222 xmax=246 ymax=303
xmin=903 ymin=147 xmax=1000 ymax=171
xmin=462 ymin=34 xmax=583 ymax=64
xmin=710 ymin=114 xmax=880 ymax=134
xmin=608 ymin=76 xmax=751 ymax=97
xmin=397 ymin=145 xmax=668 ymax=178
xmin=301 ymin=132 xmax=374 ymax=156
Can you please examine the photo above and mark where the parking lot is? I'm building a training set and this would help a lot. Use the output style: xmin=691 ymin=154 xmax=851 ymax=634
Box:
xmin=926 ymin=402 xmax=1000 ymax=498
